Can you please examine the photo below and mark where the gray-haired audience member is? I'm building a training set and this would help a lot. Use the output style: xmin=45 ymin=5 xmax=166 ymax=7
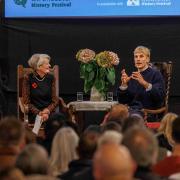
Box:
xmin=0 ymin=116 xmax=25 ymax=170
xmin=122 ymin=127 xmax=164 ymax=180
xmin=16 ymin=144 xmax=49 ymax=176
xmin=101 ymin=121 xmax=122 ymax=133
xmin=122 ymin=113 xmax=144 ymax=132
xmin=98 ymin=130 xmax=123 ymax=147
xmin=93 ymin=144 xmax=134 ymax=180
xmin=84 ymin=125 xmax=102 ymax=134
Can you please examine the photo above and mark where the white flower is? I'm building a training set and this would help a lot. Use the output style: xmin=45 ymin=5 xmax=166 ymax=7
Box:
xmin=76 ymin=49 xmax=95 ymax=63
xmin=108 ymin=51 xmax=120 ymax=66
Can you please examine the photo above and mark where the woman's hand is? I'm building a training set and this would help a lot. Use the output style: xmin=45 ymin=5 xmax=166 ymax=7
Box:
xmin=42 ymin=108 xmax=50 ymax=115
xmin=38 ymin=108 xmax=50 ymax=122
xmin=41 ymin=113 xmax=49 ymax=122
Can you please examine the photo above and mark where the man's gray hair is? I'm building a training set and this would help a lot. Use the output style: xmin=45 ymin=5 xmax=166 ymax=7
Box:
xmin=122 ymin=127 xmax=158 ymax=167
xmin=98 ymin=130 xmax=123 ymax=147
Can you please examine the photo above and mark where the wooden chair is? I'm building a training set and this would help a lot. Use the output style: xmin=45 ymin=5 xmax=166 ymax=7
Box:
xmin=143 ymin=61 xmax=173 ymax=122
xmin=17 ymin=65 xmax=68 ymax=132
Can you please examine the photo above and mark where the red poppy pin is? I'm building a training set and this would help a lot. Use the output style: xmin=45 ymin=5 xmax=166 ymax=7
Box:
xmin=32 ymin=82 xmax=38 ymax=89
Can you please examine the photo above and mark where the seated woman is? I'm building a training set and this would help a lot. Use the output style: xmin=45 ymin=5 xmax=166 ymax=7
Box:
xmin=22 ymin=53 xmax=59 ymax=123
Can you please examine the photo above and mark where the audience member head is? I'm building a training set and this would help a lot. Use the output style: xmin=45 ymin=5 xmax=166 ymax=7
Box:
xmin=84 ymin=125 xmax=102 ymax=134
xmin=93 ymin=144 xmax=134 ymax=180
xmin=49 ymin=127 xmax=79 ymax=176
xmin=122 ymin=127 xmax=158 ymax=167
xmin=172 ymin=116 xmax=180 ymax=144
xmin=77 ymin=129 xmax=100 ymax=159
xmin=98 ymin=130 xmax=123 ymax=147
xmin=0 ymin=116 xmax=25 ymax=149
xmin=107 ymin=104 xmax=129 ymax=126
xmin=122 ymin=113 xmax=144 ymax=132
xmin=28 ymin=54 xmax=50 ymax=71
xmin=0 ymin=167 xmax=25 ymax=180
xmin=44 ymin=112 xmax=66 ymax=141
xmin=16 ymin=144 xmax=49 ymax=176
xmin=64 ymin=120 xmax=81 ymax=136
xmin=158 ymin=112 xmax=178 ymax=146
xmin=101 ymin=121 xmax=122 ymax=133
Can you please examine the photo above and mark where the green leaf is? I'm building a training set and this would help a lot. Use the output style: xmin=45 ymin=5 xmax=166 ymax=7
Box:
xmin=99 ymin=68 xmax=106 ymax=78
xmin=85 ymin=63 xmax=94 ymax=72
xmin=106 ymin=68 xmax=115 ymax=85
xmin=87 ymin=71 xmax=95 ymax=82
xmin=80 ymin=57 xmax=116 ymax=95
xmin=94 ymin=79 xmax=105 ymax=91
xmin=80 ymin=63 xmax=86 ymax=78
xmin=84 ymin=79 xmax=93 ymax=93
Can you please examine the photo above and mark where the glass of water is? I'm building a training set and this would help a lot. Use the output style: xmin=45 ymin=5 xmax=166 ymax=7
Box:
xmin=77 ymin=92 xmax=83 ymax=101
xmin=107 ymin=92 xmax=113 ymax=102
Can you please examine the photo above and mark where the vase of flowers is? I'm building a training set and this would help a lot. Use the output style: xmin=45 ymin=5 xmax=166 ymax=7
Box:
xmin=76 ymin=48 xmax=119 ymax=101
xmin=90 ymin=85 xmax=105 ymax=101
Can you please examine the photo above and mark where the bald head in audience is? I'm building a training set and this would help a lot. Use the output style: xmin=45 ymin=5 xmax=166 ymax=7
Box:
xmin=93 ymin=144 xmax=134 ymax=180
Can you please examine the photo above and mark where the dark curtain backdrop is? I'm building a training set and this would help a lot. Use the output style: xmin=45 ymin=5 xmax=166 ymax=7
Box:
xmin=0 ymin=17 xmax=180 ymax=114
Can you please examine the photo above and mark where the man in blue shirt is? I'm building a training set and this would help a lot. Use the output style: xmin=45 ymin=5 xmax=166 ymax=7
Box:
xmin=117 ymin=46 xmax=165 ymax=117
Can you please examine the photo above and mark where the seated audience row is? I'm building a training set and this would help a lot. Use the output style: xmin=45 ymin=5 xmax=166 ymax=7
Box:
xmin=1 ymin=108 xmax=179 ymax=180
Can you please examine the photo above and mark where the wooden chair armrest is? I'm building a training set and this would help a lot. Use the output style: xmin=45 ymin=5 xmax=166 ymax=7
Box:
xmin=19 ymin=97 xmax=29 ymax=114
xmin=59 ymin=97 xmax=68 ymax=113
xmin=59 ymin=97 xmax=74 ymax=121
xmin=142 ymin=107 xmax=167 ymax=114
xmin=142 ymin=107 xmax=167 ymax=122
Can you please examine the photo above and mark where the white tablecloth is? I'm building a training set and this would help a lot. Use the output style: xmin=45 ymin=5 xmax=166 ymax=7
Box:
xmin=68 ymin=101 xmax=118 ymax=111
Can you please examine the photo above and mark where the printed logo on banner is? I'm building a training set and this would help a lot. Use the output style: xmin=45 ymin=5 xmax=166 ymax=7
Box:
xmin=127 ymin=0 xmax=140 ymax=6
xmin=13 ymin=0 xmax=28 ymax=8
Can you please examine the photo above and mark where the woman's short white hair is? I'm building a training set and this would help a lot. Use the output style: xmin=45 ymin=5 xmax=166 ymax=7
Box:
xmin=28 ymin=54 xmax=50 ymax=70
